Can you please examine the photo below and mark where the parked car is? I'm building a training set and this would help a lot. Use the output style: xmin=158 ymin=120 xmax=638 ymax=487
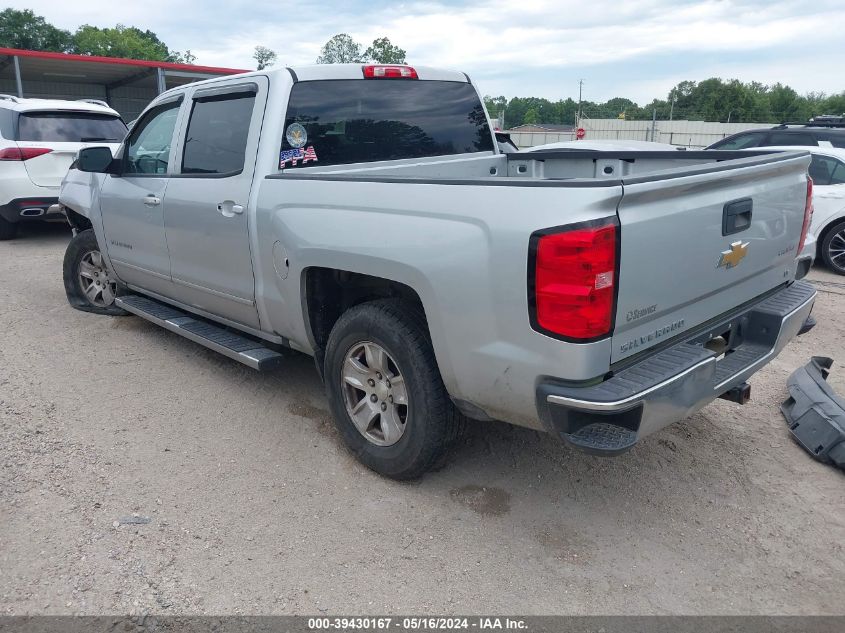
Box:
xmin=0 ymin=95 xmax=126 ymax=240
xmin=58 ymin=64 xmax=816 ymax=479
xmin=707 ymin=123 xmax=845 ymax=150
xmin=750 ymin=146 xmax=845 ymax=275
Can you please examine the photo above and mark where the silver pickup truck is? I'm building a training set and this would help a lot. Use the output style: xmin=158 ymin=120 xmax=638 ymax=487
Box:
xmin=59 ymin=64 xmax=817 ymax=479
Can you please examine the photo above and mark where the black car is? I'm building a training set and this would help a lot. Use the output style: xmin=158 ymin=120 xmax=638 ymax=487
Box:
xmin=707 ymin=122 xmax=845 ymax=150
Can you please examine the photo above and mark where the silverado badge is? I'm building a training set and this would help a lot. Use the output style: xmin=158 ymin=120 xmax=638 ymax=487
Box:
xmin=718 ymin=241 xmax=749 ymax=269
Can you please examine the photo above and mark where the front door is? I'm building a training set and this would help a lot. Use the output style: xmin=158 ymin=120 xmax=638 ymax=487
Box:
xmin=100 ymin=98 xmax=183 ymax=296
xmin=162 ymin=78 xmax=267 ymax=329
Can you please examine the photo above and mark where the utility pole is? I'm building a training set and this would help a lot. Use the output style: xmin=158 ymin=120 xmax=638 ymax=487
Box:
xmin=669 ymin=89 xmax=676 ymax=121
xmin=577 ymin=79 xmax=584 ymax=125
xmin=651 ymin=108 xmax=657 ymax=142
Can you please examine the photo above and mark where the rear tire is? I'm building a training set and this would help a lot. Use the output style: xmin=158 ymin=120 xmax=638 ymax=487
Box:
xmin=323 ymin=299 xmax=463 ymax=479
xmin=820 ymin=220 xmax=845 ymax=275
xmin=63 ymin=228 xmax=128 ymax=315
xmin=0 ymin=216 xmax=18 ymax=240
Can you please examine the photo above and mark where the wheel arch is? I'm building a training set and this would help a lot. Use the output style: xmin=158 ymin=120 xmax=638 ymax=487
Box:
xmin=302 ymin=267 xmax=429 ymax=368
xmin=62 ymin=205 xmax=93 ymax=233
xmin=817 ymin=213 xmax=845 ymax=243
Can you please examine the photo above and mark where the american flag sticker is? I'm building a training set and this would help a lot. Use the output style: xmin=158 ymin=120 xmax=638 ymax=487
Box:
xmin=279 ymin=145 xmax=318 ymax=168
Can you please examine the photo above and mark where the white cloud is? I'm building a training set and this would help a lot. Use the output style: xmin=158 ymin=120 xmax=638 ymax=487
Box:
xmin=6 ymin=0 xmax=844 ymax=103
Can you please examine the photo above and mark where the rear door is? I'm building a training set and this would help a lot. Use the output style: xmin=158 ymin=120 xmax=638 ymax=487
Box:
xmin=162 ymin=78 xmax=267 ymax=329
xmin=99 ymin=97 xmax=183 ymax=296
xmin=16 ymin=111 xmax=126 ymax=187
xmin=611 ymin=152 xmax=811 ymax=364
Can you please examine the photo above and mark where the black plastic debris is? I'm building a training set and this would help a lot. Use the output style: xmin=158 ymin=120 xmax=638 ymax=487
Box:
xmin=781 ymin=356 xmax=845 ymax=469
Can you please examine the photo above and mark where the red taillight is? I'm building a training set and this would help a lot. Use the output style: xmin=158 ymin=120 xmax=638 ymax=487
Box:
xmin=531 ymin=222 xmax=617 ymax=340
xmin=798 ymin=177 xmax=813 ymax=254
xmin=362 ymin=65 xmax=418 ymax=79
xmin=0 ymin=147 xmax=52 ymax=161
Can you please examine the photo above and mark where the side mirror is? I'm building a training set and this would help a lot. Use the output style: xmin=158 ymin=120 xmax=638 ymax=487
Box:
xmin=77 ymin=146 xmax=115 ymax=173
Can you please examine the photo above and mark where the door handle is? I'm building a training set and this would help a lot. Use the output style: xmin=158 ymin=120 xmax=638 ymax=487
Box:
xmin=143 ymin=195 xmax=161 ymax=207
xmin=217 ymin=201 xmax=244 ymax=218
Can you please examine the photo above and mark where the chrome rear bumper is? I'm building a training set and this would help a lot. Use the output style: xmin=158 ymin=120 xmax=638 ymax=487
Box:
xmin=537 ymin=281 xmax=817 ymax=455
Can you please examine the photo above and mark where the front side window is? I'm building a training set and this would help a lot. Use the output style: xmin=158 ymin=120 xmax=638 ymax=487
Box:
xmin=281 ymin=79 xmax=494 ymax=168
xmin=17 ymin=111 xmax=127 ymax=142
xmin=124 ymin=101 xmax=181 ymax=175
xmin=709 ymin=132 xmax=765 ymax=150
xmin=181 ymin=92 xmax=256 ymax=175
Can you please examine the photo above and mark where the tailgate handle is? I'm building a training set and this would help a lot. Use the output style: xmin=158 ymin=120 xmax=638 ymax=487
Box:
xmin=723 ymin=198 xmax=752 ymax=236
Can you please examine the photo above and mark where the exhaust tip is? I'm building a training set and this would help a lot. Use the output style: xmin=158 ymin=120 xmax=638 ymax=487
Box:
xmin=20 ymin=207 xmax=46 ymax=217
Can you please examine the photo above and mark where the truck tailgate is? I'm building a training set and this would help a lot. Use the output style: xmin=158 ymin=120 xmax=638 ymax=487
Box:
xmin=611 ymin=152 xmax=811 ymax=364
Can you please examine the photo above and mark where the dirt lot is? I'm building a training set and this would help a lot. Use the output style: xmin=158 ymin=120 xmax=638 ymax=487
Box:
xmin=1 ymin=223 xmax=844 ymax=616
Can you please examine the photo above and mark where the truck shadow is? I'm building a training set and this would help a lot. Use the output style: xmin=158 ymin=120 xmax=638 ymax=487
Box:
xmin=103 ymin=295 xmax=809 ymax=540
xmin=258 ymin=348 xmax=767 ymax=523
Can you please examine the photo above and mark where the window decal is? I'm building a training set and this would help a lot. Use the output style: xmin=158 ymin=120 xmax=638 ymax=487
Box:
xmin=285 ymin=123 xmax=307 ymax=148
xmin=280 ymin=145 xmax=318 ymax=168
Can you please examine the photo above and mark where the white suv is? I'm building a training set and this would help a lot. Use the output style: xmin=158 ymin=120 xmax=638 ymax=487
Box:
xmin=0 ymin=95 xmax=126 ymax=239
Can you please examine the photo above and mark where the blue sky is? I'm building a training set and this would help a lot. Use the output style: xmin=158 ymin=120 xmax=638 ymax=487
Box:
xmin=12 ymin=0 xmax=844 ymax=105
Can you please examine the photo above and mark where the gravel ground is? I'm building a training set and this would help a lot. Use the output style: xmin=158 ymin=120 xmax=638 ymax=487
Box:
xmin=1 ymin=223 xmax=844 ymax=616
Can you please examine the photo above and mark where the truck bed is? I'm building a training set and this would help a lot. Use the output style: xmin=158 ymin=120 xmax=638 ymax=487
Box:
xmin=259 ymin=148 xmax=811 ymax=426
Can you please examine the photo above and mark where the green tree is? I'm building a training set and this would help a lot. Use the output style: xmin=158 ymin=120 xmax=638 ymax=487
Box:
xmin=170 ymin=50 xmax=196 ymax=65
xmin=819 ymin=92 xmax=845 ymax=117
xmin=483 ymin=95 xmax=507 ymax=125
xmin=364 ymin=37 xmax=406 ymax=64
xmin=72 ymin=24 xmax=172 ymax=60
xmin=523 ymin=108 xmax=540 ymax=124
xmin=0 ymin=8 xmax=71 ymax=52
xmin=316 ymin=33 xmax=364 ymax=64
xmin=253 ymin=45 xmax=277 ymax=70
xmin=553 ymin=98 xmax=578 ymax=125
xmin=604 ymin=97 xmax=637 ymax=118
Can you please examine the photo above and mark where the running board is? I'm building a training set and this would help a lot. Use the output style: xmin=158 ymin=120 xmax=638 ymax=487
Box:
xmin=115 ymin=295 xmax=284 ymax=371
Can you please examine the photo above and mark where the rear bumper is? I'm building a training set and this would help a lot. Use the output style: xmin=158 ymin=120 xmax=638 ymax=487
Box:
xmin=781 ymin=356 xmax=845 ymax=469
xmin=0 ymin=196 xmax=61 ymax=223
xmin=537 ymin=281 xmax=817 ymax=455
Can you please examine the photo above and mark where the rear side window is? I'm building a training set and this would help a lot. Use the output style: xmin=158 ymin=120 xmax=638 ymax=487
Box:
xmin=281 ymin=79 xmax=494 ymax=168
xmin=17 ymin=112 xmax=127 ymax=142
xmin=809 ymin=155 xmax=845 ymax=186
xmin=766 ymin=132 xmax=816 ymax=146
xmin=0 ymin=109 xmax=15 ymax=139
xmin=709 ymin=132 xmax=766 ymax=150
xmin=181 ymin=92 xmax=256 ymax=175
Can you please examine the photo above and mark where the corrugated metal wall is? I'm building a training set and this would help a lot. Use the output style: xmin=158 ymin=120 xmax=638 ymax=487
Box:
xmin=0 ymin=79 xmax=158 ymax=122
xmin=508 ymin=119 xmax=770 ymax=149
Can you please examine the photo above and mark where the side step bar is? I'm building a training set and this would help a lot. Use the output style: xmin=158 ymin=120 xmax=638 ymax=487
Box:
xmin=115 ymin=294 xmax=284 ymax=371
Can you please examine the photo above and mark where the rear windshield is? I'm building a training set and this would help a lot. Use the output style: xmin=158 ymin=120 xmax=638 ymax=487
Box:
xmin=17 ymin=112 xmax=127 ymax=142
xmin=281 ymin=79 xmax=494 ymax=168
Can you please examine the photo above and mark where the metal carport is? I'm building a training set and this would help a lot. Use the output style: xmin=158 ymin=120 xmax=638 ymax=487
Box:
xmin=0 ymin=47 xmax=248 ymax=121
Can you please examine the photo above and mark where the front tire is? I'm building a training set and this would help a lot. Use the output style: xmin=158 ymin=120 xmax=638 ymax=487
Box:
xmin=63 ymin=229 xmax=127 ymax=315
xmin=323 ymin=300 xmax=463 ymax=479
xmin=820 ymin=220 xmax=845 ymax=275
xmin=0 ymin=216 xmax=18 ymax=240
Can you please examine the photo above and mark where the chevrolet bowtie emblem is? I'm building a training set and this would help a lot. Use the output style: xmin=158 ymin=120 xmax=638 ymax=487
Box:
xmin=718 ymin=241 xmax=749 ymax=269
